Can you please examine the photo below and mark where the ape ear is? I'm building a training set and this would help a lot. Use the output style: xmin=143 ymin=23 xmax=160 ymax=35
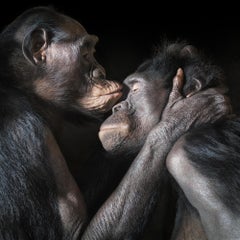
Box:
xmin=185 ymin=78 xmax=202 ymax=97
xmin=180 ymin=45 xmax=202 ymax=97
xmin=22 ymin=28 xmax=48 ymax=65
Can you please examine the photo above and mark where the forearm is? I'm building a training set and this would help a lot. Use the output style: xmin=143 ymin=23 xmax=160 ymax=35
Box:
xmin=81 ymin=123 xmax=178 ymax=239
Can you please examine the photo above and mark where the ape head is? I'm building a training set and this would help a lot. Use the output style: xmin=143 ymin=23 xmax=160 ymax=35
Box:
xmin=99 ymin=41 xmax=227 ymax=156
xmin=0 ymin=6 xmax=122 ymax=118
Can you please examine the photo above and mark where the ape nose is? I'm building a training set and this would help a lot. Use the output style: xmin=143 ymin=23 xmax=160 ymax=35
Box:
xmin=92 ymin=67 xmax=106 ymax=79
xmin=112 ymin=101 xmax=128 ymax=113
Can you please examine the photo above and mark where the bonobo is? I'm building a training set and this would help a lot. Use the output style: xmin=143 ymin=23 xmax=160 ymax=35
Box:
xmin=98 ymin=41 xmax=233 ymax=239
xmin=0 ymin=6 xmax=231 ymax=240
xmin=0 ymin=6 xmax=122 ymax=239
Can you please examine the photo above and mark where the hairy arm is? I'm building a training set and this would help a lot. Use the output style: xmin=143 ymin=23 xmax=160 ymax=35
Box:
xmin=81 ymin=69 xmax=231 ymax=239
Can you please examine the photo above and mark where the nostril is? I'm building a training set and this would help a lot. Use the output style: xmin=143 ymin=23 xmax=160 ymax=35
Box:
xmin=93 ymin=68 xmax=106 ymax=79
xmin=112 ymin=101 xmax=129 ymax=113
xmin=112 ymin=103 xmax=122 ymax=113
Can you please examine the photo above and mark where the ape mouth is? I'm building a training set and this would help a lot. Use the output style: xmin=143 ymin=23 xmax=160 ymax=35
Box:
xmin=101 ymin=89 xmax=122 ymax=98
xmin=77 ymin=85 xmax=123 ymax=113
xmin=99 ymin=123 xmax=129 ymax=132
xmin=97 ymin=86 xmax=123 ymax=97
xmin=97 ymin=89 xmax=123 ymax=112
xmin=89 ymin=81 xmax=123 ymax=97
xmin=98 ymin=123 xmax=130 ymax=145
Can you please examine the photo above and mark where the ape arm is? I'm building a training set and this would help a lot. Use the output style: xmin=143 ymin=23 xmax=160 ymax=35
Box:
xmin=81 ymin=69 xmax=230 ymax=239
xmin=171 ymin=193 xmax=207 ymax=240
xmin=167 ymin=118 xmax=240 ymax=240
xmin=81 ymin=125 xmax=179 ymax=239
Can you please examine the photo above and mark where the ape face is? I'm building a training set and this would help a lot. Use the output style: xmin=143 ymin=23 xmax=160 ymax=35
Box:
xmin=0 ymin=7 xmax=122 ymax=117
xmin=98 ymin=42 xmax=226 ymax=156
xmin=99 ymin=70 xmax=170 ymax=155
xmin=30 ymin=24 xmax=122 ymax=115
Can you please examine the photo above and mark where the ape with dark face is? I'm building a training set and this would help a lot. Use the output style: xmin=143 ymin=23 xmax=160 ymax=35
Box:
xmin=0 ymin=6 xmax=231 ymax=240
xmin=99 ymin=41 xmax=227 ymax=156
xmin=0 ymin=6 xmax=123 ymax=240
xmin=98 ymin=41 xmax=233 ymax=239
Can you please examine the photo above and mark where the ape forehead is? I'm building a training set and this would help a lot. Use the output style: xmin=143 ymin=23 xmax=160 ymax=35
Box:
xmin=53 ymin=15 xmax=99 ymax=46
xmin=123 ymin=73 xmax=145 ymax=84
xmin=124 ymin=71 xmax=163 ymax=85
xmin=58 ymin=14 xmax=88 ymax=38
xmin=11 ymin=7 xmax=89 ymax=42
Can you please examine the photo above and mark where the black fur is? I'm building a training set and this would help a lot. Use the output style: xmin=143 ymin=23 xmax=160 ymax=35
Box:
xmin=0 ymin=88 xmax=62 ymax=239
xmin=184 ymin=118 xmax=240 ymax=213
xmin=136 ymin=40 xmax=225 ymax=94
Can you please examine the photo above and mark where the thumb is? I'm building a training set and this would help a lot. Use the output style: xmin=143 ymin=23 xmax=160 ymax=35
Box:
xmin=168 ymin=68 xmax=184 ymax=102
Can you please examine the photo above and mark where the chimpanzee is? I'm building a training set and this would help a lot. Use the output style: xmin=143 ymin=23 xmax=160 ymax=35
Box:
xmin=98 ymin=41 xmax=234 ymax=239
xmin=0 ymin=6 xmax=231 ymax=240
xmin=0 ymin=6 xmax=122 ymax=239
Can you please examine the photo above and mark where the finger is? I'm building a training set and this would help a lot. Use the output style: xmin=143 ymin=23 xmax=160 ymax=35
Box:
xmin=174 ymin=68 xmax=184 ymax=90
xmin=169 ymin=68 xmax=184 ymax=101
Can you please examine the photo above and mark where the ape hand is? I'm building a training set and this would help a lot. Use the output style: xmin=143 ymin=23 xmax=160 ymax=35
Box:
xmin=160 ymin=68 xmax=232 ymax=132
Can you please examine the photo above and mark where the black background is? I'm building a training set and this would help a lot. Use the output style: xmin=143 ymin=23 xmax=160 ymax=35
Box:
xmin=2 ymin=1 xmax=240 ymax=112
xmin=1 ymin=3 xmax=239 ymax=239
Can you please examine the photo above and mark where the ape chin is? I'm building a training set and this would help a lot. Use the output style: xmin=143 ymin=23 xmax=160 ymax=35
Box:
xmin=99 ymin=125 xmax=128 ymax=151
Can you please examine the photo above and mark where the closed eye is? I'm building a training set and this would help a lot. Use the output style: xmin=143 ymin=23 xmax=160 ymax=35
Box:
xmin=132 ymin=83 xmax=139 ymax=92
xmin=81 ymin=48 xmax=95 ymax=61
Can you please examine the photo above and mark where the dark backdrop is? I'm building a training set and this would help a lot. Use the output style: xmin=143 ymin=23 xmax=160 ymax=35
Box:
xmin=1 ymin=2 xmax=240 ymax=112
xmin=1 ymin=3 xmax=239 ymax=239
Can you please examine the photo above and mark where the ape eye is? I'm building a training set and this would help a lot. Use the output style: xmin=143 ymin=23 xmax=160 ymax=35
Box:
xmin=132 ymin=83 xmax=139 ymax=92
xmin=81 ymin=48 xmax=95 ymax=61
xmin=80 ymin=47 xmax=90 ymax=59
xmin=81 ymin=51 xmax=89 ymax=59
